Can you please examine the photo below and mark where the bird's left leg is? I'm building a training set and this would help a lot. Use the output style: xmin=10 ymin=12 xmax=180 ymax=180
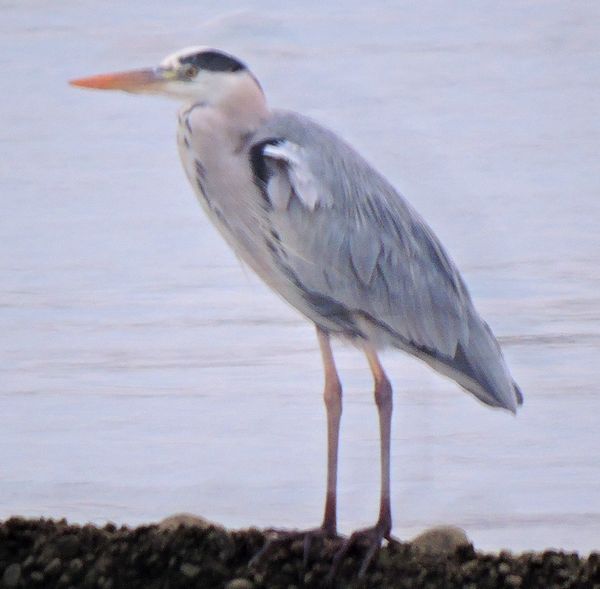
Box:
xmin=329 ymin=346 xmax=394 ymax=579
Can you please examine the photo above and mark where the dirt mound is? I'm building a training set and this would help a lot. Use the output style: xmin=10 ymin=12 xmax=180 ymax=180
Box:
xmin=1 ymin=517 xmax=598 ymax=588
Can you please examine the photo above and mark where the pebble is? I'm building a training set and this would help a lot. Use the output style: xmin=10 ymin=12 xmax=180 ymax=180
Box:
xmin=225 ymin=578 xmax=255 ymax=589
xmin=30 ymin=571 xmax=44 ymax=584
xmin=69 ymin=558 xmax=83 ymax=574
xmin=461 ymin=560 xmax=479 ymax=577
xmin=498 ymin=562 xmax=511 ymax=575
xmin=56 ymin=534 xmax=79 ymax=559
xmin=95 ymin=555 xmax=111 ymax=575
xmin=44 ymin=557 xmax=62 ymax=576
xmin=180 ymin=562 xmax=201 ymax=578
xmin=2 ymin=564 xmax=21 ymax=588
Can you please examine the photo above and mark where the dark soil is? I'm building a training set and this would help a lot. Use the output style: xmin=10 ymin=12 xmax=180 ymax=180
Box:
xmin=1 ymin=517 xmax=598 ymax=589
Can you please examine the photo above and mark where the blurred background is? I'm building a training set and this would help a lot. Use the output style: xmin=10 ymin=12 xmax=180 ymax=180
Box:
xmin=1 ymin=0 xmax=599 ymax=553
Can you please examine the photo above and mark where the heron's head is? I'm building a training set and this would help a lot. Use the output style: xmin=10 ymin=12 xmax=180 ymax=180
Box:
xmin=70 ymin=47 xmax=262 ymax=106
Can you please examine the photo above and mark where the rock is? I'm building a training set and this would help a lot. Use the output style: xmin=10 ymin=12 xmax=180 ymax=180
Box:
xmin=38 ymin=545 xmax=57 ymax=566
xmin=83 ymin=567 xmax=98 ymax=586
xmin=56 ymin=534 xmax=79 ymax=559
xmin=44 ymin=557 xmax=62 ymax=576
xmin=180 ymin=563 xmax=201 ymax=578
xmin=460 ymin=559 xmax=479 ymax=577
xmin=225 ymin=579 xmax=255 ymax=589
xmin=95 ymin=555 xmax=111 ymax=575
xmin=158 ymin=513 xmax=221 ymax=531
xmin=57 ymin=572 xmax=72 ymax=587
xmin=2 ymin=563 xmax=21 ymax=588
xmin=0 ymin=517 xmax=596 ymax=588
xmin=69 ymin=558 xmax=84 ymax=575
xmin=411 ymin=526 xmax=471 ymax=555
xmin=498 ymin=562 xmax=511 ymax=575
xmin=30 ymin=571 xmax=45 ymax=584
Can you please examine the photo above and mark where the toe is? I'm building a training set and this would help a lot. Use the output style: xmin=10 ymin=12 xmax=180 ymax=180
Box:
xmin=327 ymin=524 xmax=389 ymax=582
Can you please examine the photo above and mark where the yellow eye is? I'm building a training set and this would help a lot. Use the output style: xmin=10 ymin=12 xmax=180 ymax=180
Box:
xmin=182 ymin=64 xmax=198 ymax=79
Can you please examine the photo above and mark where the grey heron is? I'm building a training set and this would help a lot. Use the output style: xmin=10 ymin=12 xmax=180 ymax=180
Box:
xmin=71 ymin=47 xmax=523 ymax=573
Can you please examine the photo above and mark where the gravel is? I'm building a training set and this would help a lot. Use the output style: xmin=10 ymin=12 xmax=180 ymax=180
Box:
xmin=0 ymin=517 xmax=598 ymax=588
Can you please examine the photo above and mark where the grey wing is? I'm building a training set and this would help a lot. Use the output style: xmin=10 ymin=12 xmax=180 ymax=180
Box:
xmin=250 ymin=111 xmax=522 ymax=411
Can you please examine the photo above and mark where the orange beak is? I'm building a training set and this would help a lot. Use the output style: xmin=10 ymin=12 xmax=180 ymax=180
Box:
xmin=69 ymin=68 xmax=165 ymax=92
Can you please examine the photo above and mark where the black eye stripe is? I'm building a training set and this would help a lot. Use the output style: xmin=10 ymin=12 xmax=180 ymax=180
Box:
xmin=179 ymin=50 xmax=246 ymax=73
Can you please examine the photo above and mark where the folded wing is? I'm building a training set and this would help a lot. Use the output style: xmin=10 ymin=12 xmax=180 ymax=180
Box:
xmin=250 ymin=111 xmax=522 ymax=412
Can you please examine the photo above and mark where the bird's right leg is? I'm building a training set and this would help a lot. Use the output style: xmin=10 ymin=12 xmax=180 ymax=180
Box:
xmin=249 ymin=326 xmax=342 ymax=569
xmin=317 ymin=325 xmax=342 ymax=536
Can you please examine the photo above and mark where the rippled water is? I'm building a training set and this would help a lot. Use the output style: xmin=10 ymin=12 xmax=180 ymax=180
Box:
xmin=1 ymin=0 xmax=599 ymax=552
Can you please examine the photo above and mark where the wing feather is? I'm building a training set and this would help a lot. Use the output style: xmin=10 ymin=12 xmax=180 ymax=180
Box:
xmin=257 ymin=135 xmax=469 ymax=356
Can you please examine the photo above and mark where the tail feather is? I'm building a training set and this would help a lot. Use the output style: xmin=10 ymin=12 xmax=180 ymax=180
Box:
xmin=447 ymin=316 xmax=522 ymax=412
xmin=513 ymin=381 xmax=524 ymax=406
xmin=408 ymin=313 xmax=523 ymax=413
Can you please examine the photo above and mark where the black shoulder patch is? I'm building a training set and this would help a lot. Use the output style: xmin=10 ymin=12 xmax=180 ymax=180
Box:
xmin=249 ymin=138 xmax=283 ymax=188
xmin=180 ymin=50 xmax=246 ymax=72
xmin=248 ymin=138 xmax=284 ymax=209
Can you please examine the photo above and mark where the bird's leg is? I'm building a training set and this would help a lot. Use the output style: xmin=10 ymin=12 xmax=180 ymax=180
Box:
xmin=368 ymin=347 xmax=393 ymax=540
xmin=328 ymin=347 xmax=394 ymax=581
xmin=249 ymin=327 xmax=342 ymax=570
xmin=317 ymin=325 xmax=342 ymax=536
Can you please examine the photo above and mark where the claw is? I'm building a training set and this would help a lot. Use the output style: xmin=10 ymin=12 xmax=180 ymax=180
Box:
xmin=248 ymin=526 xmax=339 ymax=572
xmin=326 ymin=523 xmax=392 ymax=583
xmin=247 ymin=528 xmax=284 ymax=569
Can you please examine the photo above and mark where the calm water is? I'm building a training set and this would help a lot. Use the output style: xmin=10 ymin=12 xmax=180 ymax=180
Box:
xmin=1 ymin=1 xmax=599 ymax=553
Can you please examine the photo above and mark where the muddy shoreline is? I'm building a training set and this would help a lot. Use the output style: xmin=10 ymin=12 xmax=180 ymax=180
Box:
xmin=1 ymin=517 xmax=598 ymax=588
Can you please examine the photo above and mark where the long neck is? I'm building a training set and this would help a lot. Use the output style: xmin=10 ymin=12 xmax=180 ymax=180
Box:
xmin=175 ymin=73 xmax=274 ymax=286
xmin=222 ymin=74 xmax=268 ymax=132
xmin=194 ymin=72 xmax=269 ymax=138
